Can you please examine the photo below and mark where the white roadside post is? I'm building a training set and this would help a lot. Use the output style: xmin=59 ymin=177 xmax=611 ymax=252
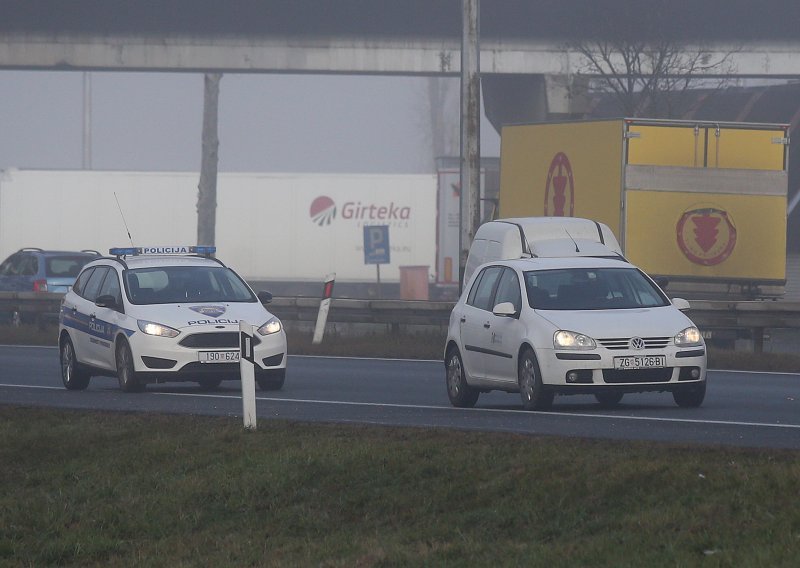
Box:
xmin=312 ymin=273 xmax=336 ymax=345
xmin=239 ymin=320 xmax=257 ymax=430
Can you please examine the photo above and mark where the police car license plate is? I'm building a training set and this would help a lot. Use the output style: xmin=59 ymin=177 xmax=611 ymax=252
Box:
xmin=613 ymin=355 xmax=666 ymax=370
xmin=199 ymin=351 xmax=240 ymax=363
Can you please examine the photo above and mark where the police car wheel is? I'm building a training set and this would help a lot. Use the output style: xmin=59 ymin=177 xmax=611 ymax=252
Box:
xmin=197 ymin=378 xmax=223 ymax=391
xmin=256 ymin=369 xmax=285 ymax=391
xmin=116 ymin=341 xmax=145 ymax=393
xmin=60 ymin=336 xmax=90 ymax=391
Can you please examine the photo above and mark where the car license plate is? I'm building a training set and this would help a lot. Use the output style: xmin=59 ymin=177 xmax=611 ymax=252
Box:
xmin=199 ymin=351 xmax=240 ymax=363
xmin=613 ymin=355 xmax=666 ymax=370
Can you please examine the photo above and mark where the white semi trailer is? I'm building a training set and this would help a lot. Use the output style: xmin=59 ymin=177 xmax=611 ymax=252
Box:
xmin=0 ymin=169 xmax=437 ymax=291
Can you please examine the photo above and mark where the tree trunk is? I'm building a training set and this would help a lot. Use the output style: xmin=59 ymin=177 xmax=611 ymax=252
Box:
xmin=197 ymin=73 xmax=221 ymax=247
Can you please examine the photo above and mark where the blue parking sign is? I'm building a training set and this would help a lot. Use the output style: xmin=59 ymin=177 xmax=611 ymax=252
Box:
xmin=363 ymin=225 xmax=390 ymax=265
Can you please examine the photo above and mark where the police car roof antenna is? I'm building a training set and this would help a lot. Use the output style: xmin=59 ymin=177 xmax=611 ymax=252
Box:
xmin=564 ymin=229 xmax=580 ymax=253
xmin=114 ymin=192 xmax=136 ymax=247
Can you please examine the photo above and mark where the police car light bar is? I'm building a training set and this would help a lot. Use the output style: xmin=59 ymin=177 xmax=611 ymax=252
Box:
xmin=109 ymin=246 xmax=217 ymax=257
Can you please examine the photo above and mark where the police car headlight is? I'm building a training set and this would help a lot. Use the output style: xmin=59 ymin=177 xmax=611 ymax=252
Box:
xmin=675 ymin=326 xmax=703 ymax=347
xmin=137 ymin=320 xmax=180 ymax=338
xmin=257 ymin=317 xmax=282 ymax=336
xmin=554 ymin=330 xmax=596 ymax=350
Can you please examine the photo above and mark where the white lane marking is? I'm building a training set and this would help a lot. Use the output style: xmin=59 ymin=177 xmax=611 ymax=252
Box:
xmin=1 ymin=345 xmax=799 ymax=375
xmin=0 ymin=345 xmax=58 ymax=349
xmin=1 ymin=384 xmax=63 ymax=390
xmin=289 ymin=354 xmax=441 ymax=363
xmin=152 ymin=390 xmax=800 ymax=430
xmin=1 ymin=384 xmax=798 ymax=429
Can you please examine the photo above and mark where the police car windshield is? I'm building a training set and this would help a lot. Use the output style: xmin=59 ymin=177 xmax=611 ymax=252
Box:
xmin=124 ymin=266 xmax=256 ymax=305
xmin=524 ymin=267 xmax=670 ymax=310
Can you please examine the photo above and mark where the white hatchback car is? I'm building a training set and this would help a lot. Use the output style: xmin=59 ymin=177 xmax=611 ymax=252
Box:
xmin=58 ymin=246 xmax=287 ymax=392
xmin=444 ymin=256 xmax=707 ymax=410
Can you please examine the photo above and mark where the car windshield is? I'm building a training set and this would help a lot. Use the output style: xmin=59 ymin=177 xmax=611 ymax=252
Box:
xmin=524 ymin=267 xmax=670 ymax=310
xmin=124 ymin=266 xmax=256 ymax=305
xmin=45 ymin=256 xmax=93 ymax=278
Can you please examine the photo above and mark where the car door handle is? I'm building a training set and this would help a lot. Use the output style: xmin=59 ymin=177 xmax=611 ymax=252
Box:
xmin=460 ymin=317 xmax=466 ymax=323
xmin=483 ymin=322 xmax=491 ymax=329
xmin=89 ymin=313 xmax=96 ymax=320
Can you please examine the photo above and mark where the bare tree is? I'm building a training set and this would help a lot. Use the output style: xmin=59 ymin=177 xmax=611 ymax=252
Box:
xmin=421 ymin=77 xmax=459 ymax=169
xmin=569 ymin=25 xmax=736 ymax=118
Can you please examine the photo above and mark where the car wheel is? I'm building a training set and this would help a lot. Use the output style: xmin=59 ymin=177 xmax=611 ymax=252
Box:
xmin=595 ymin=391 xmax=624 ymax=408
xmin=518 ymin=348 xmax=553 ymax=410
xmin=256 ymin=369 xmax=285 ymax=391
xmin=197 ymin=378 xmax=223 ymax=391
xmin=445 ymin=347 xmax=479 ymax=408
xmin=673 ymin=382 xmax=706 ymax=408
xmin=116 ymin=340 xmax=145 ymax=393
xmin=60 ymin=336 xmax=91 ymax=391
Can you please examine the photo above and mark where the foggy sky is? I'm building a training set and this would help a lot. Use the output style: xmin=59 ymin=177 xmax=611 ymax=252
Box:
xmin=0 ymin=71 xmax=501 ymax=174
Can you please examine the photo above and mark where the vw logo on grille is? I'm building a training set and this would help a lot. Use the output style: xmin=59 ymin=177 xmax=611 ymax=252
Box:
xmin=630 ymin=337 xmax=645 ymax=350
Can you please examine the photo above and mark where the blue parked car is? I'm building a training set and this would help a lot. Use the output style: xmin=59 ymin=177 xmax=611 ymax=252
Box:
xmin=0 ymin=248 xmax=100 ymax=293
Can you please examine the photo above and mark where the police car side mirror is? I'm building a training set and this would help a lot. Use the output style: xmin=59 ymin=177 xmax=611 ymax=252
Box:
xmin=95 ymin=294 xmax=119 ymax=310
xmin=257 ymin=291 xmax=273 ymax=304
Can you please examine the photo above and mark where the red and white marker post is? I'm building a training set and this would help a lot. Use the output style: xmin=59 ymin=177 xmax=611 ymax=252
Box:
xmin=312 ymin=273 xmax=336 ymax=345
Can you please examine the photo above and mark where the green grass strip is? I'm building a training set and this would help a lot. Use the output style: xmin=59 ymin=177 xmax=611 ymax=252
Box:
xmin=1 ymin=406 xmax=799 ymax=566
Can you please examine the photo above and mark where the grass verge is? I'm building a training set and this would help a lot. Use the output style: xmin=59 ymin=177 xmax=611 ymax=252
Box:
xmin=1 ymin=406 xmax=799 ymax=566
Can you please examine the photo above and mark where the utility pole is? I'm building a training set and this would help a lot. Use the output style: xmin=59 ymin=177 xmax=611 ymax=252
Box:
xmin=82 ymin=72 xmax=91 ymax=169
xmin=197 ymin=73 xmax=221 ymax=247
xmin=459 ymin=0 xmax=480 ymax=291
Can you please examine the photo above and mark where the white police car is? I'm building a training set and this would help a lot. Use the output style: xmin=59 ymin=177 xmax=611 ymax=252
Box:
xmin=58 ymin=246 xmax=287 ymax=392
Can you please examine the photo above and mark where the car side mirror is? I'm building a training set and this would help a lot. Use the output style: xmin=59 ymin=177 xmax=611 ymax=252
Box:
xmin=672 ymin=297 xmax=691 ymax=311
xmin=492 ymin=301 xmax=517 ymax=317
xmin=257 ymin=290 xmax=273 ymax=304
xmin=95 ymin=294 xmax=118 ymax=310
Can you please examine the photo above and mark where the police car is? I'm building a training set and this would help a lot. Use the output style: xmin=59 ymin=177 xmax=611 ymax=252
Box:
xmin=58 ymin=246 xmax=287 ymax=392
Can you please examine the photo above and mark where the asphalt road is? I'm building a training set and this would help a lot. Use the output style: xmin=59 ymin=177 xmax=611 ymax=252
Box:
xmin=1 ymin=345 xmax=798 ymax=450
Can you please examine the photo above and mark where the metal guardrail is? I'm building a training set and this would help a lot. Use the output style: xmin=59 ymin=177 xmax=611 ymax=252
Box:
xmin=3 ymin=292 xmax=800 ymax=350
xmin=0 ymin=291 xmax=63 ymax=327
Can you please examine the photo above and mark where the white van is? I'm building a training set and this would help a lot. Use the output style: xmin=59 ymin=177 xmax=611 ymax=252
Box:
xmin=464 ymin=217 xmax=623 ymax=285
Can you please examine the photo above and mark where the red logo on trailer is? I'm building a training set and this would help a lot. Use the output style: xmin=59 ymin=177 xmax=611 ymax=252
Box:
xmin=544 ymin=152 xmax=574 ymax=216
xmin=676 ymin=206 xmax=737 ymax=266
xmin=309 ymin=196 xmax=337 ymax=226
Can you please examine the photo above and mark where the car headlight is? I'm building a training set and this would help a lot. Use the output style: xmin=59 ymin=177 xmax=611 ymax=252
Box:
xmin=257 ymin=317 xmax=282 ymax=336
xmin=137 ymin=320 xmax=180 ymax=338
xmin=554 ymin=330 xmax=596 ymax=350
xmin=675 ymin=326 xmax=703 ymax=346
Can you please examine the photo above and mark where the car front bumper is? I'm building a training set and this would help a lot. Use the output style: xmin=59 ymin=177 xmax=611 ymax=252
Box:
xmin=537 ymin=346 xmax=707 ymax=393
xmin=128 ymin=325 xmax=287 ymax=381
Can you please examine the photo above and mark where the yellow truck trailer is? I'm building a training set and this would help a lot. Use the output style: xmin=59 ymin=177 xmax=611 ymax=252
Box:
xmin=499 ymin=118 xmax=790 ymax=299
